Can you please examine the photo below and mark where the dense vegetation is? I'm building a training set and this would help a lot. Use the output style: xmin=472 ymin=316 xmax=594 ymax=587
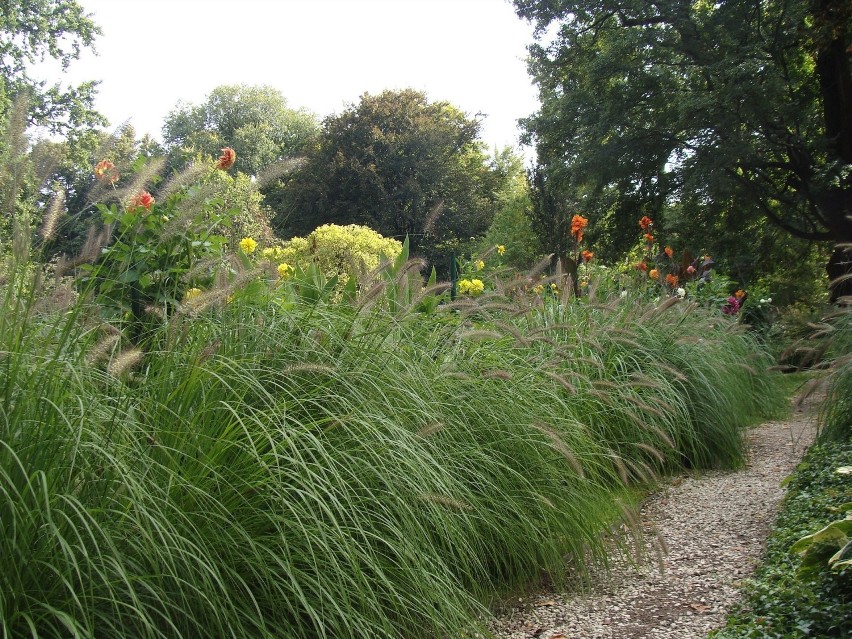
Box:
xmin=1 ymin=1 xmax=849 ymax=637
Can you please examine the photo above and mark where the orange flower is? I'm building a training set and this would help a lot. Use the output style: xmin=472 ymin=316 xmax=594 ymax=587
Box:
xmin=216 ymin=147 xmax=236 ymax=170
xmin=666 ymin=273 xmax=679 ymax=287
xmin=649 ymin=268 xmax=660 ymax=280
xmin=634 ymin=262 xmax=648 ymax=272
xmin=581 ymin=250 xmax=594 ymax=262
xmin=639 ymin=216 xmax=653 ymax=230
xmin=131 ymin=191 xmax=155 ymax=211
xmin=94 ymin=159 xmax=119 ymax=184
xmin=735 ymin=289 xmax=745 ymax=299
xmin=644 ymin=233 xmax=654 ymax=244
xmin=664 ymin=246 xmax=673 ymax=258
xmin=570 ymin=214 xmax=588 ymax=242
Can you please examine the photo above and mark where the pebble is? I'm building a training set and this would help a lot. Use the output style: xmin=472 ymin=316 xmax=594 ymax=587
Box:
xmin=489 ymin=406 xmax=817 ymax=639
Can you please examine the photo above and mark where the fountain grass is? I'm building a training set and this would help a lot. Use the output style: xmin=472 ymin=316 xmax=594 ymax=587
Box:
xmin=1 ymin=274 xmax=787 ymax=638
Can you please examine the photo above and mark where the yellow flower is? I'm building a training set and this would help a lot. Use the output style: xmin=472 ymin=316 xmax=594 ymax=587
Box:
xmin=550 ymin=282 xmax=559 ymax=292
xmin=475 ymin=259 xmax=485 ymax=271
xmin=183 ymin=287 xmax=203 ymax=302
xmin=239 ymin=237 xmax=257 ymax=254
xmin=458 ymin=278 xmax=484 ymax=295
xmin=497 ymin=245 xmax=506 ymax=256
xmin=277 ymin=262 xmax=293 ymax=279
xmin=533 ymin=284 xmax=544 ymax=295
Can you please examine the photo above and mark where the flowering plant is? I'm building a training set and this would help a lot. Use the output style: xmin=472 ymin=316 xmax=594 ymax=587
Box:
xmin=77 ymin=157 xmax=233 ymax=328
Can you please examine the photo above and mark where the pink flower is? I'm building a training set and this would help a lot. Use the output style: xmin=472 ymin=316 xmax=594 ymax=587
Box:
xmin=722 ymin=296 xmax=740 ymax=315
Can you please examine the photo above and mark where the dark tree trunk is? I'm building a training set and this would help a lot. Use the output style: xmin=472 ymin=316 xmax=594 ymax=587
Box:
xmin=811 ymin=0 xmax=852 ymax=303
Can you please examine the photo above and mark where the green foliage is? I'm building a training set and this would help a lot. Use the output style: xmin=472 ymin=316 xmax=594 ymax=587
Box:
xmin=818 ymin=307 xmax=852 ymax=441
xmin=1 ymin=242 xmax=790 ymax=637
xmin=0 ymin=0 xmax=105 ymax=135
xmin=482 ymin=150 xmax=541 ymax=269
xmin=278 ymin=223 xmax=403 ymax=287
xmin=514 ymin=0 xmax=852 ymax=300
xmin=271 ymin=89 xmax=508 ymax=262
xmin=162 ymin=84 xmax=319 ymax=177
xmin=791 ymin=501 xmax=852 ymax=574
xmin=711 ymin=439 xmax=852 ymax=639
xmin=75 ymin=160 xmax=233 ymax=330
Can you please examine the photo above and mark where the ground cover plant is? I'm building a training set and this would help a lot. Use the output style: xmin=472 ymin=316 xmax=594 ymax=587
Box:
xmin=710 ymin=306 xmax=852 ymax=639
xmin=709 ymin=437 xmax=852 ymax=638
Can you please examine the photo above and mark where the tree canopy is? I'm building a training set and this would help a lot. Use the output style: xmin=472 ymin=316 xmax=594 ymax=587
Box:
xmin=0 ymin=0 xmax=105 ymax=134
xmin=161 ymin=84 xmax=319 ymax=177
xmin=271 ymin=88 xmax=508 ymax=264
xmin=514 ymin=0 xmax=851 ymax=301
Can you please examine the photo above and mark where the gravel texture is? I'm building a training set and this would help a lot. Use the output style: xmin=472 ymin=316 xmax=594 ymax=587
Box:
xmin=489 ymin=403 xmax=817 ymax=639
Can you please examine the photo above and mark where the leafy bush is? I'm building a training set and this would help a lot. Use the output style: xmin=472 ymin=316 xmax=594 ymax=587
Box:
xmin=279 ymin=223 xmax=403 ymax=284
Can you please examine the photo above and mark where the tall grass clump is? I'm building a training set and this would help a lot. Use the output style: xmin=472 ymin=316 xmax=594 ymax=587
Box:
xmin=2 ymin=119 xmax=788 ymax=634
xmin=1 ymin=270 xmax=788 ymax=637
xmin=817 ymin=305 xmax=852 ymax=441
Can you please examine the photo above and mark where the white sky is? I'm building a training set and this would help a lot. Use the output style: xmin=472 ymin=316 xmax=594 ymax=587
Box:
xmin=49 ymin=0 xmax=540 ymax=159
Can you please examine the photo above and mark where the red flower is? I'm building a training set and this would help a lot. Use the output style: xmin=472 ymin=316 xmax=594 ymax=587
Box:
xmin=664 ymin=246 xmax=673 ymax=258
xmin=638 ymin=216 xmax=653 ymax=230
xmin=570 ymin=214 xmax=588 ymax=242
xmin=216 ymin=147 xmax=236 ymax=170
xmin=581 ymin=250 xmax=594 ymax=262
xmin=666 ymin=273 xmax=679 ymax=287
xmin=634 ymin=262 xmax=648 ymax=272
xmin=644 ymin=233 xmax=654 ymax=244
xmin=131 ymin=191 xmax=155 ymax=211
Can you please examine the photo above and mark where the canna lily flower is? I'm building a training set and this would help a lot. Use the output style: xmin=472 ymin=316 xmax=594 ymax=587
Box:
xmin=735 ymin=289 xmax=745 ymax=299
xmin=644 ymin=233 xmax=655 ymax=244
xmin=570 ymin=214 xmax=588 ymax=242
xmin=131 ymin=191 xmax=155 ymax=211
xmin=664 ymin=246 xmax=673 ymax=258
xmin=239 ymin=237 xmax=257 ymax=254
xmin=639 ymin=216 xmax=653 ymax=230
xmin=94 ymin=159 xmax=119 ymax=183
xmin=581 ymin=250 xmax=594 ymax=262
xmin=216 ymin=147 xmax=236 ymax=170
xmin=666 ymin=273 xmax=679 ymax=287
xmin=634 ymin=262 xmax=648 ymax=272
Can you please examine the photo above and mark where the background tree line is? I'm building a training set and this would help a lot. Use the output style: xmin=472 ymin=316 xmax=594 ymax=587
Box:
xmin=4 ymin=0 xmax=849 ymax=307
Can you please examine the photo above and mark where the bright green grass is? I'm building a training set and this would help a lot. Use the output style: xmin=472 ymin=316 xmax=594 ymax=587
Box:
xmin=1 ymin=272 xmax=788 ymax=638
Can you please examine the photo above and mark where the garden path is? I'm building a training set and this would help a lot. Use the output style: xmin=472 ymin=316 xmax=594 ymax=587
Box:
xmin=489 ymin=399 xmax=818 ymax=639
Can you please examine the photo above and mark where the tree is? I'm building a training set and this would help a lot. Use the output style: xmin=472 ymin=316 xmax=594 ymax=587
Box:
xmin=271 ymin=88 xmax=504 ymax=266
xmin=162 ymin=84 xmax=319 ymax=177
xmin=514 ymin=0 xmax=852 ymax=301
xmin=0 ymin=0 xmax=105 ymax=135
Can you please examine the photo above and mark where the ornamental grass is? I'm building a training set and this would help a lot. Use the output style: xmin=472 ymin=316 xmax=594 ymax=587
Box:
xmin=0 ymin=258 xmax=786 ymax=638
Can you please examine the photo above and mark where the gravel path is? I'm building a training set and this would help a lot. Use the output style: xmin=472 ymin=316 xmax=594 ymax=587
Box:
xmin=489 ymin=402 xmax=817 ymax=639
